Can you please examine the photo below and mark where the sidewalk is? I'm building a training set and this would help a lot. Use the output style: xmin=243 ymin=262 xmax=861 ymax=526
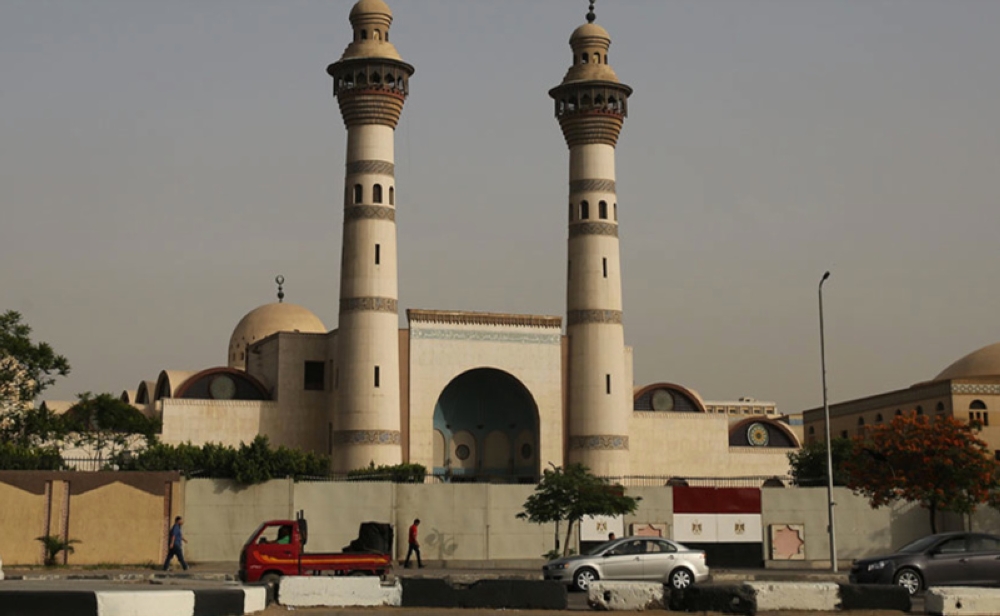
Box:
xmin=2 ymin=560 xmax=850 ymax=584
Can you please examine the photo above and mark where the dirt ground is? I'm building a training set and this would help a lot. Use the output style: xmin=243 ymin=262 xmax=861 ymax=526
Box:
xmin=258 ymin=606 xmax=913 ymax=616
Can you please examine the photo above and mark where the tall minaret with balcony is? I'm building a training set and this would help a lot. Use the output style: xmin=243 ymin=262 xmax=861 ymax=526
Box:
xmin=550 ymin=3 xmax=632 ymax=476
xmin=327 ymin=0 xmax=413 ymax=472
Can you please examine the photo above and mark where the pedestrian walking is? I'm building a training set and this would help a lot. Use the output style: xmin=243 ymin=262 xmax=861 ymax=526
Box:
xmin=163 ymin=516 xmax=189 ymax=571
xmin=404 ymin=518 xmax=423 ymax=568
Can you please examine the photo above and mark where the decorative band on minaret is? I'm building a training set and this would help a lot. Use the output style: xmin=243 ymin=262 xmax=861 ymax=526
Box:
xmin=328 ymin=0 xmax=413 ymax=472
xmin=550 ymin=3 xmax=633 ymax=477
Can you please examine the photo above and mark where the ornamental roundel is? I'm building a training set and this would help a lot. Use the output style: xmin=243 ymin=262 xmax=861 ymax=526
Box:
xmin=651 ymin=389 xmax=674 ymax=412
xmin=747 ymin=423 xmax=770 ymax=447
xmin=455 ymin=444 xmax=471 ymax=461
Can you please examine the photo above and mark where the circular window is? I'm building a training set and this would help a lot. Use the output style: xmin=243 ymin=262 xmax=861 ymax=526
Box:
xmin=209 ymin=375 xmax=237 ymax=400
xmin=747 ymin=423 xmax=770 ymax=447
xmin=651 ymin=389 xmax=674 ymax=412
xmin=455 ymin=444 xmax=471 ymax=461
xmin=520 ymin=443 xmax=533 ymax=460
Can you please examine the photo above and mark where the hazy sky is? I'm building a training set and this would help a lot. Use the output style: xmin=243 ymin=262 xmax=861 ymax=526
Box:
xmin=3 ymin=0 xmax=999 ymax=414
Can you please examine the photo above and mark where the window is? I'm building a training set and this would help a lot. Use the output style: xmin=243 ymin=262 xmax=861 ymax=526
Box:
xmin=580 ymin=201 xmax=590 ymax=219
xmin=936 ymin=402 xmax=945 ymax=412
xmin=970 ymin=412 xmax=976 ymax=422
xmin=606 ymin=374 xmax=611 ymax=394
xmin=971 ymin=400 xmax=987 ymax=410
xmin=808 ymin=426 xmax=815 ymax=435
xmin=374 ymin=365 xmax=380 ymax=388
xmin=353 ymin=184 xmax=363 ymax=203
xmin=840 ymin=430 xmax=848 ymax=439
xmin=602 ymin=258 xmax=607 ymax=278
xmin=895 ymin=409 xmax=902 ymax=416
xmin=614 ymin=203 xmax=617 ymax=221
xmin=858 ymin=417 xmax=865 ymax=425
xmin=375 ymin=243 xmax=380 ymax=265
xmin=373 ymin=184 xmax=383 ymax=203
xmin=361 ymin=29 xmax=368 ymax=40
xmin=593 ymin=52 xmax=600 ymax=64
xmin=875 ymin=413 xmax=883 ymax=423
xmin=581 ymin=53 xmax=588 ymax=64
xmin=373 ymin=29 xmax=381 ymax=40
xmin=304 ymin=361 xmax=324 ymax=391
xmin=916 ymin=406 xmax=923 ymax=415
xmin=389 ymin=186 xmax=394 ymax=205
xmin=599 ymin=201 xmax=608 ymax=219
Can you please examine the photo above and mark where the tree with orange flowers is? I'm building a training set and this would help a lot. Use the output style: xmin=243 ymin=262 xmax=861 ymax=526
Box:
xmin=842 ymin=413 xmax=997 ymax=533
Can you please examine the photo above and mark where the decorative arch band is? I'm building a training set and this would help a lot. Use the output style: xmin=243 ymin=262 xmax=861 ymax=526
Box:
xmin=570 ymin=179 xmax=616 ymax=194
xmin=345 ymin=205 xmax=395 ymax=222
xmin=333 ymin=430 xmax=401 ymax=446
xmin=569 ymin=222 xmax=618 ymax=238
xmin=340 ymin=297 xmax=398 ymax=314
xmin=567 ymin=309 xmax=623 ymax=325
xmin=569 ymin=435 xmax=629 ymax=450
xmin=346 ymin=160 xmax=395 ymax=176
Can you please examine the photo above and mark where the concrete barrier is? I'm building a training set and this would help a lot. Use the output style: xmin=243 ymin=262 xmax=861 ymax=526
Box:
xmin=667 ymin=584 xmax=756 ymax=615
xmin=243 ymin=586 xmax=268 ymax=614
xmin=925 ymin=587 xmax=1000 ymax=616
xmin=838 ymin=583 xmax=911 ymax=612
xmin=278 ymin=576 xmax=401 ymax=608
xmin=747 ymin=581 xmax=840 ymax=612
xmin=96 ymin=590 xmax=196 ymax=616
xmin=400 ymin=578 xmax=567 ymax=610
xmin=588 ymin=581 xmax=664 ymax=611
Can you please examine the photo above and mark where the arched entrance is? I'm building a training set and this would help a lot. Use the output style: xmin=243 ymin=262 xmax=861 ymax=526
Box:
xmin=432 ymin=368 xmax=539 ymax=483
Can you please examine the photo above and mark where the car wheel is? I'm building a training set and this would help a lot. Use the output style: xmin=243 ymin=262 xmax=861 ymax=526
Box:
xmin=260 ymin=572 xmax=281 ymax=586
xmin=668 ymin=567 xmax=694 ymax=589
xmin=573 ymin=567 xmax=598 ymax=592
xmin=893 ymin=568 xmax=922 ymax=596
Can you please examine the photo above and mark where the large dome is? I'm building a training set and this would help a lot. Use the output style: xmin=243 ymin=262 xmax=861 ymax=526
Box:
xmin=934 ymin=342 xmax=1000 ymax=381
xmin=228 ymin=303 xmax=326 ymax=369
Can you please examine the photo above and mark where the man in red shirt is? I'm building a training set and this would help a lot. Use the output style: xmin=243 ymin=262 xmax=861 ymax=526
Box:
xmin=404 ymin=518 xmax=423 ymax=568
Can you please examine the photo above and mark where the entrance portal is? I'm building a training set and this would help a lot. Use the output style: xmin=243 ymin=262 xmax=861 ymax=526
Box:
xmin=432 ymin=368 xmax=539 ymax=482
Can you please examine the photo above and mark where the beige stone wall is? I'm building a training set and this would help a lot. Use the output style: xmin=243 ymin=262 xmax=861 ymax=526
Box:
xmin=406 ymin=321 xmax=564 ymax=474
xmin=629 ymin=412 xmax=792 ymax=478
xmin=293 ymin=481 xmax=394 ymax=553
xmin=160 ymin=399 xmax=277 ymax=448
xmin=0 ymin=472 xmax=178 ymax=565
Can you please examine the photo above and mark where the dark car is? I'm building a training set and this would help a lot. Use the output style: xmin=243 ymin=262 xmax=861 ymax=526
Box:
xmin=850 ymin=532 xmax=1000 ymax=595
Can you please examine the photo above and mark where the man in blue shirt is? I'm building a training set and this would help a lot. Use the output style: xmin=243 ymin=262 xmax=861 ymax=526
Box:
xmin=163 ymin=516 xmax=189 ymax=571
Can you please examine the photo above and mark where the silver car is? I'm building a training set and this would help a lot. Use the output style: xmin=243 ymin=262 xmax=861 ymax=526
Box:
xmin=542 ymin=536 xmax=710 ymax=591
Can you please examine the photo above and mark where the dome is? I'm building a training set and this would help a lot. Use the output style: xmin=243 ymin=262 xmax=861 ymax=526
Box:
xmin=934 ymin=342 xmax=1000 ymax=381
xmin=571 ymin=22 xmax=611 ymax=46
xmin=228 ymin=303 xmax=326 ymax=369
xmin=350 ymin=0 xmax=392 ymax=20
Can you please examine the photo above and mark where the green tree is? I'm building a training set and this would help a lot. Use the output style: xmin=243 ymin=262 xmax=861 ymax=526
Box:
xmin=0 ymin=310 xmax=70 ymax=401
xmin=517 ymin=463 xmax=639 ymax=557
xmin=36 ymin=535 xmax=81 ymax=566
xmin=787 ymin=437 xmax=854 ymax=487
xmin=63 ymin=392 xmax=161 ymax=464
xmin=842 ymin=413 xmax=997 ymax=533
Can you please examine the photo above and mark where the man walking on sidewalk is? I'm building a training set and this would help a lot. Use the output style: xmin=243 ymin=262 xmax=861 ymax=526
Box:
xmin=404 ymin=518 xmax=423 ymax=568
xmin=163 ymin=516 xmax=189 ymax=571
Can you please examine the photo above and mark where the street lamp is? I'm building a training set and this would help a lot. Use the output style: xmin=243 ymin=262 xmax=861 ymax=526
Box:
xmin=818 ymin=271 xmax=837 ymax=571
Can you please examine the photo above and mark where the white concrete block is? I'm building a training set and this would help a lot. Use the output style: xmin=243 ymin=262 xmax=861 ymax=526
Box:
xmin=0 ymin=554 xmax=4 ymax=580
xmin=278 ymin=576 xmax=401 ymax=607
xmin=96 ymin=590 xmax=195 ymax=616
xmin=588 ymin=581 xmax=664 ymax=611
xmin=746 ymin=582 xmax=839 ymax=612
xmin=243 ymin=586 xmax=268 ymax=614
xmin=925 ymin=587 xmax=1000 ymax=615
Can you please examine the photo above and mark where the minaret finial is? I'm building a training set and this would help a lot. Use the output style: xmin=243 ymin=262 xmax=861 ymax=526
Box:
xmin=275 ymin=275 xmax=285 ymax=303
xmin=586 ymin=1 xmax=596 ymax=23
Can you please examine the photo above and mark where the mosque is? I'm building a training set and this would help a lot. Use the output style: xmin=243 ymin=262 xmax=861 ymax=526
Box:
xmin=55 ymin=0 xmax=803 ymax=482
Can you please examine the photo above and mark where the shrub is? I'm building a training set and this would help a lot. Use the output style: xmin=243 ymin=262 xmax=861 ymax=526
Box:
xmin=347 ymin=462 xmax=426 ymax=483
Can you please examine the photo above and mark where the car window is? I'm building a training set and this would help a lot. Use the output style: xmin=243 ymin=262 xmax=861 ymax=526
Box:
xmin=897 ymin=535 xmax=943 ymax=554
xmin=621 ymin=540 xmax=645 ymax=554
xmin=650 ymin=540 xmax=676 ymax=553
xmin=970 ymin=535 xmax=1000 ymax=552
xmin=937 ymin=537 xmax=967 ymax=554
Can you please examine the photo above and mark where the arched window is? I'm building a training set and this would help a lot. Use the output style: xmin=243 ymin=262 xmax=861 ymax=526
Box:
xmin=361 ymin=29 xmax=368 ymax=40
xmin=936 ymin=401 xmax=945 ymax=412
xmin=875 ymin=413 xmax=883 ymax=423
xmin=581 ymin=53 xmax=588 ymax=64
xmin=808 ymin=426 xmax=815 ymax=435
xmin=604 ymin=54 xmax=608 ymax=63
xmin=593 ymin=52 xmax=600 ymax=64
xmin=389 ymin=186 xmax=394 ymax=205
xmin=371 ymin=72 xmax=381 ymax=85
xmin=858 ymin=417 xmax=865 ymax=426
xmin=599 ymin=201 xmax=608 ymax=219
xmin=373 ymin=184 xmax=383 ymax=203
xmin=353 ymin=184 xmax=363 ymax=204
xmin=916 ymin=406 xmax=923 ymax=415
xmin=580 ymin=201 xmax=590 ymax=219
xmin=373 ymin=29 xmax=381 ymax=40
xmin=614 ymin=203 xmax=618 ymax=221
xmin=971 ymin=400 xmax=987 ymax=410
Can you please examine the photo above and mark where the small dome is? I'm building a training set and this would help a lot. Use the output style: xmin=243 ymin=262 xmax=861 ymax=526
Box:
xmin=571 ymin=22 xmax=611 ymax=45
xmin=934 ymin=342 xmax=1000 ymax=381
xmin=350 ymin=0 xmax=392 ymax=19
xmin=228 ymin=303 xmax=326 ymax=369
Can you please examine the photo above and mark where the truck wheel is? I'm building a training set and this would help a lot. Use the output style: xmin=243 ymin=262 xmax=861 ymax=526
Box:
xmin=261 ymin=572 xmax=281 ymax=586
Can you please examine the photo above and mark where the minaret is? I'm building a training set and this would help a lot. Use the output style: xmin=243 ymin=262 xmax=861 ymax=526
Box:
xmin=327 ymin=0 xmax=413 ymax=472
xmin=550 ymin=2 xmax=632 ymax=477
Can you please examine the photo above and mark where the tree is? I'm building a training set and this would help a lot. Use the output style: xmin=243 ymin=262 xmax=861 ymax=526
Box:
xmin=842 ymin=413 xmax=997 ymax=533
xmin=517 ymin=463 xmax=639 ymax=557
xmin=0 ymin=310 xmax=70 ymax=401
xmin=787 ymin=437 xmax=854 ymax=487
xmin=62 ymin=392 xmax=161 ymax=464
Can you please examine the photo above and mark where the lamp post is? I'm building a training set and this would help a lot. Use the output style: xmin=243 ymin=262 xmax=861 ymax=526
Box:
xmin=819 ymin=271 xmax=838 ymax=571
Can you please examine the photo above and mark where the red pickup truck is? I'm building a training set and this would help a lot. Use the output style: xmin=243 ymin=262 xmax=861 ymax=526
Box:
xmin=239 ymin=514 xmax=393 ymax=583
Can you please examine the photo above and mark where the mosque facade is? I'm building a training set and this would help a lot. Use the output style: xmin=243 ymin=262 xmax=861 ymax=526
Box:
xmin=77 ymin=1 xmax=801 ymax=482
